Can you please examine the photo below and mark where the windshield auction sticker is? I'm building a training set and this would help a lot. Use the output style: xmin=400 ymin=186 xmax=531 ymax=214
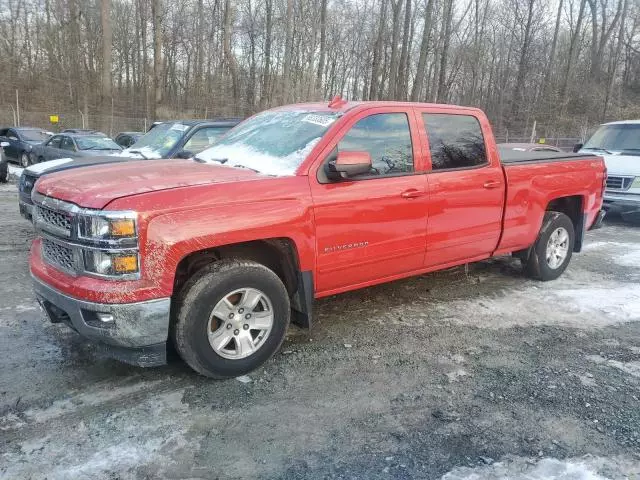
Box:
xmin=301 ymin=114 xmax=337 ymax=127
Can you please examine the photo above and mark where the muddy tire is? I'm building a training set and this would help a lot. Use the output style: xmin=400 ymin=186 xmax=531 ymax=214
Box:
xmin=172 ymin=259 xmax=290 ymax=379
xmin=524 ymin=211 xmax=575 ymax=281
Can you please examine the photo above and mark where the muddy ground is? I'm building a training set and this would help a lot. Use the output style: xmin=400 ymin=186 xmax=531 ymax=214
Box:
xmin=1 ymin=180 xmax=639 ymax=480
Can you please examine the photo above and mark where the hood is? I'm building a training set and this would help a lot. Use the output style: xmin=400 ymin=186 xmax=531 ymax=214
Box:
xmin=25 ymin=156 xmax=132 ymax=177
xmin=115 ymin=146 xmax=163 ymax=159
xmin=583 ymin=152 xmax=640 ymax=176
xmin=35 ymin=159 xmax=264 ymax=209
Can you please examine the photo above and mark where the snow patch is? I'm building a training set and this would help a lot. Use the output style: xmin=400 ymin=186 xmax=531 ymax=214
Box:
xmin=198 ymin=137 xmax=321 ymax=176
xmin=587 ymin=354 xmax=640 ymax=378
xmin=371 ymin=279 xmax=640 ymax=329
xmin=24 ymin=158 xmax=73 ymax=174
xmin=23 ymin=379 xmax=164 ymax=423
xmin=440 ymin=455 xmax=638 ymax=479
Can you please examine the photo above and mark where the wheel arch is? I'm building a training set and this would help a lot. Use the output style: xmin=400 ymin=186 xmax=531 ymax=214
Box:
xmin=545 ymin=195 xmax=585 ymax=252
xmin=172 ymin=238 xmax=314 ymax=329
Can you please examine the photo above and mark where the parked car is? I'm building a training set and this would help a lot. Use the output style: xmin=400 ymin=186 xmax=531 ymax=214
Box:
xmin=576 ymin=120 xmax=640 ymax=222
xmin=18 ymin=119 xmax=241 ymax=220
xmin=61 ymin=128 xmax=106 ymax=135
xmin=28 ymin=100 xmax=606 ymax=378
xmin=0 ymin=141 xmax=9 ymax=183
xmin=0 ymin=127 xmax=52 ymax=167
xmin=29 ymin=132 xmax=122 ymax=164
xmin=499 ymin=143 xmax=563 ymax=153
xmin=119 ymin=119 xmax=241 ymax=159
xmin=114 ymin=131 xmax=143 ymax=148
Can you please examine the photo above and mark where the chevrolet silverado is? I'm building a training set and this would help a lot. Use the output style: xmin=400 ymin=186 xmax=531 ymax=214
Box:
xmin=29 ymin=100 xmax=606 ymax=378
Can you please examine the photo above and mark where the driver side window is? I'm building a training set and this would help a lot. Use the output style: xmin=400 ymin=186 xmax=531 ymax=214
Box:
xmin=338 ymin=113 xmax=414 ymax=177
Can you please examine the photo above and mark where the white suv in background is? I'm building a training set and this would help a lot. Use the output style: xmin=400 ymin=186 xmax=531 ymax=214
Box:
xmin=579 ymin=120 xmax=640 ymax=221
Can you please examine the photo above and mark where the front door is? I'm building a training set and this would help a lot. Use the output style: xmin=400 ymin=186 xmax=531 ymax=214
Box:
xmin=310 ymin=108 xmax=429 ymax=294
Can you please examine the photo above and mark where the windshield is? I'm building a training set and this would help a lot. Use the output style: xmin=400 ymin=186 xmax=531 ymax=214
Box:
xmin=19 ymin=129 xmax=51 ymax=142
xmin=583 ymin=124 xmax=640 ymax=155
xmin=76 ymin=136 xmax=121 ymax=151
xmin=196 ymin=110 xmax=340 ymax=175
xmin=127 ymin=122 xmax=192 ymax=157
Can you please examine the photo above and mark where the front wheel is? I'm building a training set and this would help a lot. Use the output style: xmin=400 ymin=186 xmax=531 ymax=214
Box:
xmin=524 ymin=211 xmax=575 ymax=281
xmin=172 ymin=259 xmax=290 ymax=378
xmin=20 ymin=152 xmax=31 ymax=168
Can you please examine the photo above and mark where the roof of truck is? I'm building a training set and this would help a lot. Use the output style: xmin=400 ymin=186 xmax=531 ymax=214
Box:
xmin=276 ymin=100 xmax=478 ymax=114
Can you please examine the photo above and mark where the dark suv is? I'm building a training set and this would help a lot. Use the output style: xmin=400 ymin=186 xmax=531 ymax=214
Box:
xmin=18 ymin=119 xmax=242 ymax=219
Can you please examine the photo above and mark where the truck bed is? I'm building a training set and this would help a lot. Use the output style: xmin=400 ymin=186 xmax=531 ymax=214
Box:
xmin=500 ymin=150 xmax=599 ymax=164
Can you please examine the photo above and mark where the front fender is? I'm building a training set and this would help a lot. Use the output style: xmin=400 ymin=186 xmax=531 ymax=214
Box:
xmin=143 ymin=198 xmax=316 ymax=296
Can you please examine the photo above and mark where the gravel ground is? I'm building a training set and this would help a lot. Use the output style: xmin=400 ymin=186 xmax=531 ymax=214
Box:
xmin=1 ymin=181 xmax=639 ymax=479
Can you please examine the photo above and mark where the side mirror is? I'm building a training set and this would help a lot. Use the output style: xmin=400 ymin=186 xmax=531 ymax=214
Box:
xmin=175 ymin=149 xmax=193 ymax=159
xmin=0 ymin=142 xmax=9 ymax=148
xmin=328 ymin=151 xmax=372 ymax=179
xmin=572 ymin=143 xmax=583 ymax=153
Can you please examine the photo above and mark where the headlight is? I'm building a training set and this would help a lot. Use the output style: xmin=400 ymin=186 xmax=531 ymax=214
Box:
xmin=83 ymin=250 xmax=139 ymax=276
xmin=77 ymin=212 xmax=137 ymax=243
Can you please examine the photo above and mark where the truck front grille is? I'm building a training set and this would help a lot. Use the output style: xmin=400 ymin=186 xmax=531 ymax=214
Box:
xmin=606 ymin=176 xmax=635 ymax=191
xmin=36 ymin=205 xmax=72 ymax=236
xmin=42 ymin=238 xmax=75 ymax=272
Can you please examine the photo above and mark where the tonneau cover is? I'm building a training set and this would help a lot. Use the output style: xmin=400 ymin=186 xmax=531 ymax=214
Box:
xmin=500 ymin=150 xmax=599 ymax=164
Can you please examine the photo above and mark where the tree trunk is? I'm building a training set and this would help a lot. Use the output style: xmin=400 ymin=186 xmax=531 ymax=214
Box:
xmin=369 ymin=0 xmax=387 ymax=100
xmin=511 ymin=0 xmax=536 ymax=123
xmin=223 ymin=0 xmax=239 ymax=108
xmin=387 ymin=0 xmax=404 ymax=99
xmin=260 ymin=0 xmax=273 ymax=109
xmin=397 ymin=0 xmax=411 ymax=100
xmin=100 ymin=0 xmax=112 ymax=133
xmin=315 ymin=0 xmax=328 ymax=97
xmin=410 ymin=0 xmax=434 ymax=101
xmin=436 ymin=0 xmax=454 ymax=103
xmin=151 ymin=0 xmax=163 ymax=121
xmin=282 ymin=0 xmax=294 ymax=104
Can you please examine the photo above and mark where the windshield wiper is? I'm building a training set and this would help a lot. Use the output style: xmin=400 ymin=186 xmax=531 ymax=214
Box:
xmin=194 ymin=156 xmax=228 ymax=164
xmin=232 ymin=164 xmax=260 ymax=173
xmin=127 ymin=149 xmax=149 ymax=159
xmin=583 ymin=147 xmax=614 ymax=155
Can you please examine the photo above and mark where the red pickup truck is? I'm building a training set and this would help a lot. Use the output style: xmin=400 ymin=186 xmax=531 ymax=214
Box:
xmin=30 ymin=101 xmax=606 ymax=378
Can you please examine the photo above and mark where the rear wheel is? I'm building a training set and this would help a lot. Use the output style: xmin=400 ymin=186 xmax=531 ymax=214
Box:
xmin=172 ymin=259 xmax=290 ymax=378
xmin=524 ymin=211 xmax=575 ymax=281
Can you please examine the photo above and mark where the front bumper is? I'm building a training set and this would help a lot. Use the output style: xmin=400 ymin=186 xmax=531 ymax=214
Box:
xmin=603 ymin=191 xmax=640 ymax=214
xmin=33 ymin=275 xmax=171 ymax=367
xmin=19 ymin=196 xmax=33 ymax=220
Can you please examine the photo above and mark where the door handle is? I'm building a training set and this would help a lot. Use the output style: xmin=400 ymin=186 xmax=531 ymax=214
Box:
xmin=483 ymin=180 xmax=502 ymax=189
xmin=401 ymin=189 xmax=424 ymax=199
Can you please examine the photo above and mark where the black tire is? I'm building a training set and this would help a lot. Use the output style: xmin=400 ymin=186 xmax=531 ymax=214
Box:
xmin=0 ymin=158 xmax=8 ymax=183
xmin=524 ymin=211 xmax=575 ymax=281
xmin=172 ymin=259 xmax=290 ymax=378
xmin=20 ymin=152 xmax=30 ymax=168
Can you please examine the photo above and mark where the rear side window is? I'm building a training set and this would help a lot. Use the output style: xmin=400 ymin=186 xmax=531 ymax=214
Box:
xmin=339 ymin=113 xmax=413 ymax=176
xmin=423 ymin=114 xmax=487 ymax=170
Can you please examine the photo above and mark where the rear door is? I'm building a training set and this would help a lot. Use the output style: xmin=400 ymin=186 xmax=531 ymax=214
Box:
xmin=417 ymin=110 xmax=505 ymax=267
xmin=309 ymin=107 xmax=429 ymax=294
xmin=60 ymin=136 xmax=81 ymax=158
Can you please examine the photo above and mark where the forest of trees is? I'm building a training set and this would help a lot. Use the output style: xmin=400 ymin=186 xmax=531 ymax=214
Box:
xmin=1 ymin=0 xmax=639 ymax=138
